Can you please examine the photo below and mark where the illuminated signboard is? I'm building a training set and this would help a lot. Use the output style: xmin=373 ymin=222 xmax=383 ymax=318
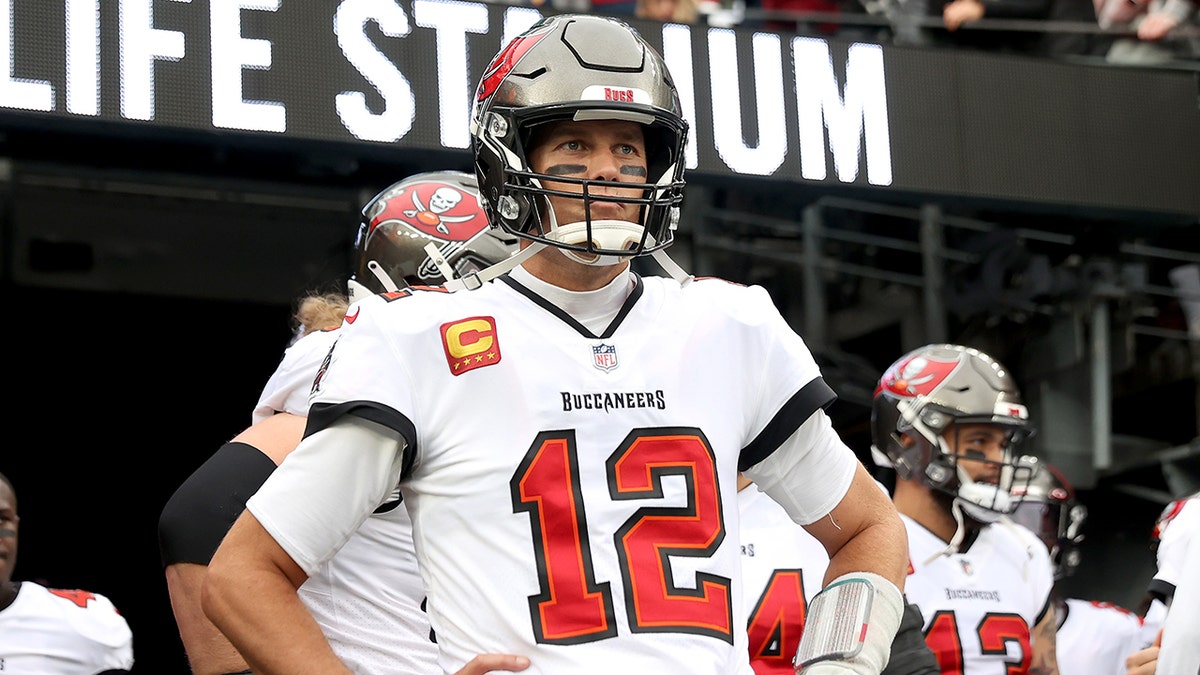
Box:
xmin=3 ymin=0 xmax=1197 ymax=215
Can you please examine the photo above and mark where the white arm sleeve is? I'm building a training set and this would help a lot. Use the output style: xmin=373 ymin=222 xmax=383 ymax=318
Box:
xmin=246 ymin=414 xmax=407 ymax=576
xmin=742 ymin=408 xmax=859 ymax=526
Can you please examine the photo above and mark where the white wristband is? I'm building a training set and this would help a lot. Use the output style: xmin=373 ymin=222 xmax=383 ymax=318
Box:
xmin=794 ymin=572 xmax=904 ymax=675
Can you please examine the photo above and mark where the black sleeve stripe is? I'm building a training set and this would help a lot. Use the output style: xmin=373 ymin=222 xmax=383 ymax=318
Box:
xmin=738 ymin=377 xmax=838 ymax=472
xmin=307 ymin=400 xmax=418 ymax=480
xmin=1146 ymin=578 xmax=1177 ymax=604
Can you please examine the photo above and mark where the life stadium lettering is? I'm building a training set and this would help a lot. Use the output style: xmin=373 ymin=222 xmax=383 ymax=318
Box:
xmin=0 ymin=0 xmax=889 ymax=185
xmin=4 ymin=0 xmax=1197 ymax=213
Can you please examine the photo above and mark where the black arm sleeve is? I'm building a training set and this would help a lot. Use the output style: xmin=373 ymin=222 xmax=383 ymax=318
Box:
xmin=882 ymin=599 xmax=941 ymax=675
xmin=157 ymin=441 xmax=277 ymax=568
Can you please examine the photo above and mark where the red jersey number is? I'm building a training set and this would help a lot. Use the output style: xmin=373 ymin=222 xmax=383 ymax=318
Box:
xmin=746 ymin=570 xmax=809 ymax=674
xmin=925 ymin=610 xmax=1031 ymax=675
xmin=512 ymin=427 xmax=732 ymax=645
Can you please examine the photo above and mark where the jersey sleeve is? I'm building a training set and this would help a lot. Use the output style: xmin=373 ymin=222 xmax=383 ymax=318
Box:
xmin=304 ymin=294 xmax=419 ymax=447
xmin=57 ymin=588 xmax=135 ymax=670
xmin=729 ymin=282 xmax=836 ymax=469
xmin=1156 ymin=519 xmax=1200 ymax=675
xmin=1153 ymin=496 xmax=1198 ymax=595
xmin=251 ymin=329 xmax=338 ymax=424
xmin=246 ymin=415 xmax=407 ymax=576
xmin=729 ymin=282 xmax=856 ymax=525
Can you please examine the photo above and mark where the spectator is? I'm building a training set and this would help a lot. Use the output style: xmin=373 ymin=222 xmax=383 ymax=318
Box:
xmin=1099 ymin=0 xmax=1200 ymax=62
xmin=637 ymin=0 xmax=701 ymax=22
xmin=0 ymin=470 xmax=135 ymax=674
xmin=937 ymin=0 xmax=1054 ymax=52
xmin=592 ymin=0 xmax=641 ymax=18
xmin=756 ymin=0 xmax=844 ymax=35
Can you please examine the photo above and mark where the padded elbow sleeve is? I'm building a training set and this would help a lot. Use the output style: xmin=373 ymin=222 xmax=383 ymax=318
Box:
xmin=158 ymin=441 xmax=277 ymax=567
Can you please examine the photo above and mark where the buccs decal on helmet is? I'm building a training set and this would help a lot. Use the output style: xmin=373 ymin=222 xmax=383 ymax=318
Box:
xmin=474 ymin=22 xmax=553 ymax=105
xmin=876 ymin=354 xmax=959 ymax=400
xmin=367 ymin=180 xmax=488 ymax=242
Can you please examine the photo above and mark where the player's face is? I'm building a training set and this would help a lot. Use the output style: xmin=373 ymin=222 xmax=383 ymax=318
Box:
xmin=528 ymin=119 xmax=648 ymax=227
xmin=0 ymin=484 xmax=17 ymax=584
xmin=944 ymin=423 xmax=1011 ymax=483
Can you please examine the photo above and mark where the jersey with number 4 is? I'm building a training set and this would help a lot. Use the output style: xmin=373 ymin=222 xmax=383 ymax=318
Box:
xmin=301 ymin=273 xmax=858 ymax=674
xmin=902 ymin=514 xmax=1053 ymax=675
xmin=738 ymin=485 xmax=831 ymax=674
xmin=0 ymin=581 xmax=133 ymax=674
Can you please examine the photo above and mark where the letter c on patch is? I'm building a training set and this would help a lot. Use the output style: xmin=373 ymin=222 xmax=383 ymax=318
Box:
xmin=441 ymin=316 xmax=501 ymax=375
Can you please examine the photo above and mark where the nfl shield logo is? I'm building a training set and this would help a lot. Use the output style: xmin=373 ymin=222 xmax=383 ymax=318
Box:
xmin=592 ymin=343 xmax=618 ymax=372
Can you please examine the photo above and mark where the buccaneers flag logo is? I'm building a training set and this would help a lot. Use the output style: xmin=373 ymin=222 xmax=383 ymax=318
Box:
xmin=876 ymin=354 xmax=960 ymax=400
xmin=365 ymin=180 xmax=486 ymax=241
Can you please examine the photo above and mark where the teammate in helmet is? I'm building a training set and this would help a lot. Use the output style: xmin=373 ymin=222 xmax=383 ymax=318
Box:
xmin=159 ymin=171 xmax=524 ymax=675
xmin=349 ymin=170 xmax=517 ymax=301
xmin=204 ymin=15 xmax=907 ymax=675
xmin=872 ymin=343 xmax=1060 ymax=674
xmin=1011 ymin=457 xmax=1144 ymax=675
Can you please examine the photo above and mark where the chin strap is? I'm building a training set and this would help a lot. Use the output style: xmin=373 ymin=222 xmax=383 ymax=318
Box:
xmin=442 ymin=242 xmax=547 ymax=292
xmin=924 ymin=499 xmax=968 ymax=565
xmin=651 ymin=248 xmax=693 ymax=287
xmin=368 ymin=260 xmax=401 ymax=292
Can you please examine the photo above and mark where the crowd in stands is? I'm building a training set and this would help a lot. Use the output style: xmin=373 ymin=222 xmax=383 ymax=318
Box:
xmin=543 ymin=0 xmax=1199 ymax=64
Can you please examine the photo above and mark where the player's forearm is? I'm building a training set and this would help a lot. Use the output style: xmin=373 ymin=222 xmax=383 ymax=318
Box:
xmin=164 ymin=563 xmax=252 ymax=675
xmin=819 ymin=467 xmax=908 ymax=590
xmin=823 ymin=514 xmax=908 ymax=590
xmin=202 ymin=514 xmax=351 ymax=675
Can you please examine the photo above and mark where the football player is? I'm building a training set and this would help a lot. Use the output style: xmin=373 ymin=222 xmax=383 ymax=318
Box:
xmin=1 ymin=471 xmax=135 ymax=673
xmin=203 ymin=14 xmax=909 ymax=675
xmin=1125 ymin=491 xmax=1200 ymax=675
xmin=872 ymin=343 xmax=1059 ymax=674
xmin=1010 ymin=458 xmax=1143 ymax=675
xmin=159 ymin=171 xmax=525 ymax=675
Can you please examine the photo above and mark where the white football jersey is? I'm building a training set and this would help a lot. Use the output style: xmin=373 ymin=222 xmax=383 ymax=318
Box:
xmin=0 ymin=581 xmax=134 ymax=674
xmin=254 ymin=325 xmax=438 ymax=674
xmin=272 ymin=271 xmax=856 ymax=673
xmin=902 ymin=514 xmax=1054 ymax=674
xmin=1057 ymin=598 xmax=1144 ymax=675
xmin=1151 ymin=495 xmax=1200 ymax=675
xmin=1151 ymin=494 xmax=1198 ymax=595
xmin=252 ymin=326 xmax=341 ymax=425
xmin=738 ymin=485 xmax=830 ymax=674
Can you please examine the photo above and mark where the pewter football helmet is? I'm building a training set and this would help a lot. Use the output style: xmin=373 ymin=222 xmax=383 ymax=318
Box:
xmin=871 ymin=344 xmax=1036 ymax=522
xmin=1010 ymin=456 xmax=1086 ymax=579
xmin=470 ymin=14 xmax=687 ymax=265
xmin=349 ymin=171 xmax=517 ymax=302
